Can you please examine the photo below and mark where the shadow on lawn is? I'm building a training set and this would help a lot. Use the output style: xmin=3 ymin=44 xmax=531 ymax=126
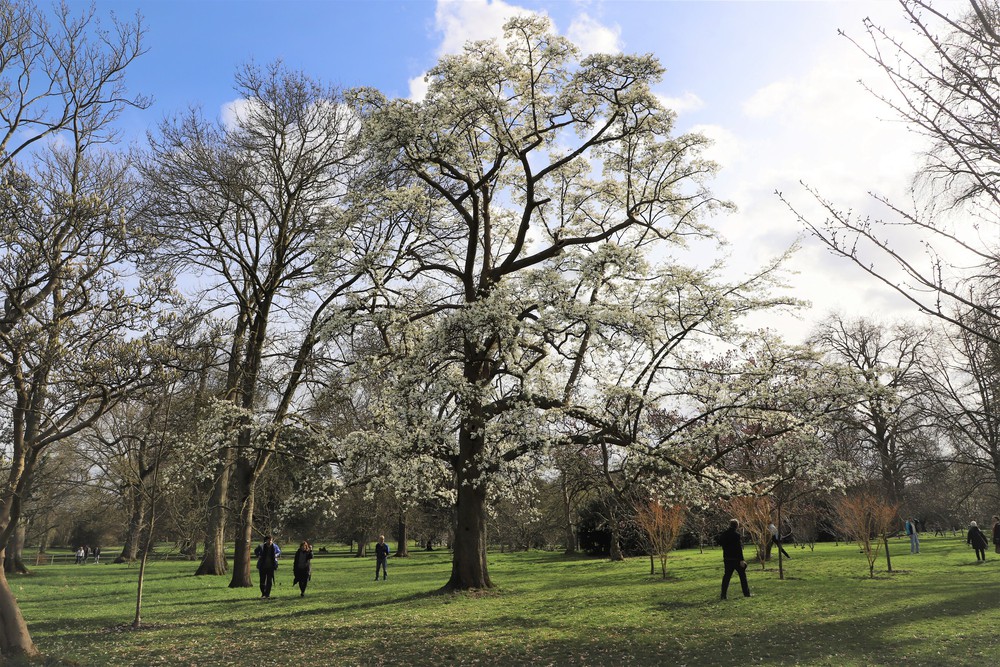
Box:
xmin=644 ymin=587 xmax=1000 ymax=666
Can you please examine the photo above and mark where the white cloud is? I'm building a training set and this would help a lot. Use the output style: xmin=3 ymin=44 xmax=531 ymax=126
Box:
xmin=689 ymin=123 xmax=745 ymax=171
xmin=408 ymin=74 xmax=430 ymax=102
xmin=434 ymin=0 xmax=531 ymax=56
xmin=432 ymin=0 xmax=620 ymax=59
xmin=742 ymin=81 xmax=794 ymax=119
xmin=656 ymin=91 xmax=705 ymax=115
xmin=220 ymin=98 xmax=256 ymax=130
xmin=567 ymin=13 xmax=621 ymax=55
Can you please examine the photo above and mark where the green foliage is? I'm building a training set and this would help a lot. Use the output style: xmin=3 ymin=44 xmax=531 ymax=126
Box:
xmin=11 ymin=535 xmax=1000 ymax=666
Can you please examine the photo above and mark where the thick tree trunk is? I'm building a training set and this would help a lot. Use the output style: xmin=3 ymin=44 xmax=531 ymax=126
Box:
xmin=195 ymin=450 xmax=233 ymax=576
xmin=444 ymin=418 xmax=491 ymax=590
xmin=883 ymin=534 xmax=893 ymax=573
xmin=0 ymin=550 xmax=37 ymax=658
xmin=116 ymin=491 xmax=145 ymax=564
xmin=228 ymin=467 xmax=256 ymax=589
xmin=395 ymin=514 xmax=409 ymax=557
xmin=3 ymin=523 xmax=28 ymax=575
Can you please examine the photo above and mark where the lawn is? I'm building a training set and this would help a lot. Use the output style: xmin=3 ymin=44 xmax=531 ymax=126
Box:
xmin=9 ymin=533 xmax=999 ymax=666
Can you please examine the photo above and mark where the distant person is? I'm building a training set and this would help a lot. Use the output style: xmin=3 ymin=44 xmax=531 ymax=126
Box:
xmin=83 ymin=545 xmax=90 ymax=561
xmin=768 ymin=522 xmax=791 ymax=560
xmin=719 ymin=519 xmax=750 ymax=600
xmin=254 ymin=535 xmax=281 ymax=598
xmin=292 ymin=541 xmax=313 ymax=597
xmin=905 ymin=518 xmax=919 ymax=554
xmin=374 ymin=534 xmax=390 ymax=581
xmin=75 ymin=546 xmax=84 ymax=565
xmin=992 ymin=516 xmax=1000 ymax=555
xmin=93 ymin=545 xmax=101 ymax=564
xmin=967 ymin=521 xmax=989 ymax=562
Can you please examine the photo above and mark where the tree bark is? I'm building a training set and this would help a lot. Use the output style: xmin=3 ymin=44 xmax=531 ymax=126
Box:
xmin=116 ymin=487 xmax=146 ymax=564
xmin=3 ymin=523 xmax=28 ymax=575
xmin=444 ymin=411 xmax=491 ymax=590
xmin=0 ymin=550 xmax=37 ymax=658
xmin=228 ymin=464 xmax=256 ymax=588
xmin=195 ymin=449 xmax=233 ymax=576
xmin=561 ymin=475 xmax=577 ymax=555
xmin=395 ymin=513 xmax=409 ymax=557
xmin=608 ymin=521 xmax=624 ymax=562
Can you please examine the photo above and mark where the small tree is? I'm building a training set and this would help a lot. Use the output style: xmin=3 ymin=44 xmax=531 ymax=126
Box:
xmin=834 ymin=491 xmax=899 ymax=578
xmin=635 ymin=500 xmax=686 ymax=579
xmin=726 ymin=495 xmax=772 ymax=569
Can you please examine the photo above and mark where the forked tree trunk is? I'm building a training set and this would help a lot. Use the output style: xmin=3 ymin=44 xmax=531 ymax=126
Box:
xmin=444 ymin=415 xmax=491 ymax=590
xmin=195 ymin=451 xmax=233 ymax=576
xmin=0 ymin=550 xmax=37 ymax=658
xmin=4 ymin=523 xmax=28 ymax=575
xmin=116 ymin=495 xmax=146 ymax=564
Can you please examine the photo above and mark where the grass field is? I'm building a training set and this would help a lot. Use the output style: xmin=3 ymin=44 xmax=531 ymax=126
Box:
xmin=9 ymin=533 xmax=1000 ymax=666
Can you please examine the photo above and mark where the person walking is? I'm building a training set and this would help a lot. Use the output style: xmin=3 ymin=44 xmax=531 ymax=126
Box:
xmin=292 ymin=541 xmax=313 ymax=597
xmin=968 ymin=521 xmax=989 ymax=562
xmin=768 ymin=522 xmax=791 ymax=560
xmin=374 ymin=534 xmax=390 ymax=581
xmin=719 ymin=519 xmax=750 ymax=600
xmin=991 ymin=515 xmax=1000 ymax=555
xmin=254 ymin=535 xmax=281 ymax=598
xmin=905 ymin=518 xmax=919 ymax=554
xmin=74 ymin=546 xmax=84 ymax=565
xmin=93 ymin=545 xmax=101 ymax=564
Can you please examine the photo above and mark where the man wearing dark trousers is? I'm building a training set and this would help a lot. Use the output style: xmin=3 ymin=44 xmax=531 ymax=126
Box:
xmin=254 ymin=535 xmax=281 ymax=598
xmin=719 ymin=519 xmax=751 ymax=600
xmin=374 ymin=534 xmax=390 ymax=580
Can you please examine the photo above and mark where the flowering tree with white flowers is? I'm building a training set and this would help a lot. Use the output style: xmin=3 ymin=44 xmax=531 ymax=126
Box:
xmin=356 ymin=16 xmax=806 ymax=590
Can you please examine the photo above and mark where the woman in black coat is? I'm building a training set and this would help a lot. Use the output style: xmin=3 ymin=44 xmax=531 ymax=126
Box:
xmin=967 ymin=521 xmax=989 ymax=562
xmin=292 ymin=541 xmax=313 ymax=597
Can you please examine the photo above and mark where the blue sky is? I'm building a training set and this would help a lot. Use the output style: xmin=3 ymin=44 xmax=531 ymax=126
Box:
xmin=66 ymin=0 xmax=950 ymax=340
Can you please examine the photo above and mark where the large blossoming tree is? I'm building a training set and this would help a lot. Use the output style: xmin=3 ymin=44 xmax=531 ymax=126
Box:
xmin=358 ymin=16 xmax=796 ymax=590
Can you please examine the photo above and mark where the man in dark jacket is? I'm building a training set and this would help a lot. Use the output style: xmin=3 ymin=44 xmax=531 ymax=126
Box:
xmin=254 ymin=535 xmax=281 ymax=598
xmin=374 ymin=534 xmax=390 ymax=581
xmin=719 ymin=519 xmax=751 ymax=600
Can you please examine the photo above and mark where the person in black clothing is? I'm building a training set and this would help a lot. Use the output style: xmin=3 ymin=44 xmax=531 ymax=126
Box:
xmin=374 ymin=534 xmax=390 ymax=581
xmin=767 ymin=522 xmax=791 ymax=560
xmin=292 ymin=541 xmax=313 ymax=597
xmin=992 ymin=515 xmax=1000 ymax=555
xmin=254 ymin=535 xmax=281 ymax=598
xmin=719 ymin=519 xmax=751 ymax=599
xmin=967 ymin=521 xmax=989 ymax=562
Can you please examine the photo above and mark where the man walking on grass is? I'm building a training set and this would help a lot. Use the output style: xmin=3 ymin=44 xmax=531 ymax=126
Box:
xmin=719 ymin=519 xmax=750 ymax=600
xmin=375 ymin=534 xmax=390 ymax=581
xmin=255 ymin=535 xmax=281 ymax=598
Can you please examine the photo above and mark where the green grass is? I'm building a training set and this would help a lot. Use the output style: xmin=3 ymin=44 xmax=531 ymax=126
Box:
xmin=10 ymin=534 xmax=1000 ymax=666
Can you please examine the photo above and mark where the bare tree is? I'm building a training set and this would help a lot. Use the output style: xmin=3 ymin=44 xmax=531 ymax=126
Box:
xmin=923 ymin=311 xmax=1000 ymax=497
xmin=142 ymin=62 xmax=381 ymax=585
xmin=635 ymin=500 xmax=686 ymax=579
xmin=811 ymin=315 xmax=935 ymax=502
xmin=0 ymin=2 xmax=150 ymax=654
xmin=785 ymin=1 xmax=1000 ymax=345
xmin=834 ymin=490 xmax=900 ymax=578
